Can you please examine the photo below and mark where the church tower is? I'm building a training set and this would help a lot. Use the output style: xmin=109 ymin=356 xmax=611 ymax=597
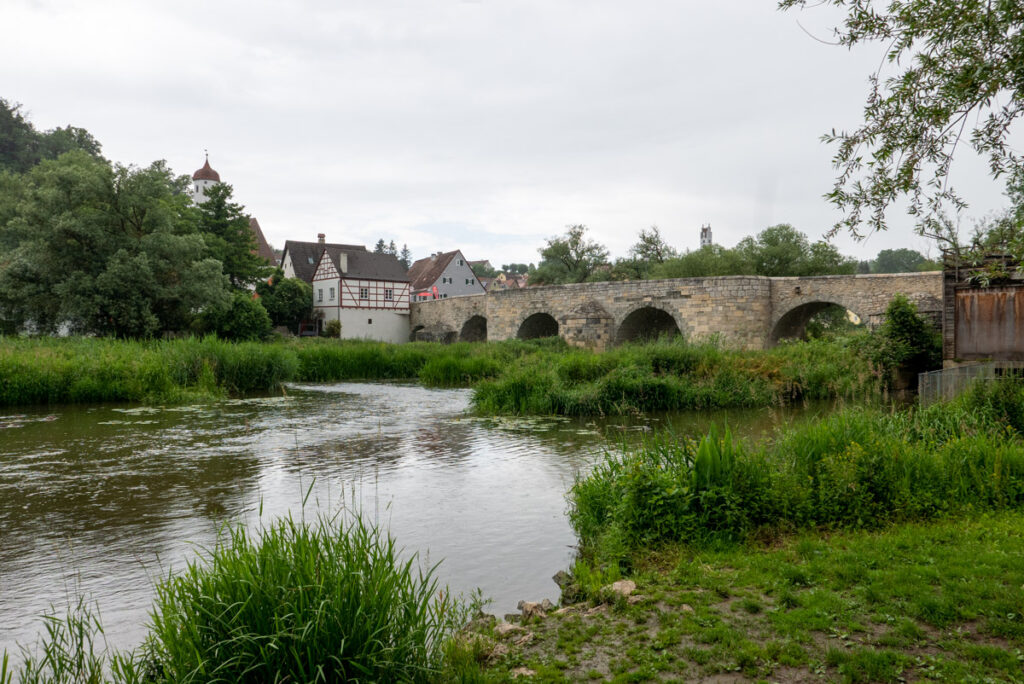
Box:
xmin=700 ymin=223 xmax=712 ymax=248
xmin=191 ymin=153 xmax=221 ymax=204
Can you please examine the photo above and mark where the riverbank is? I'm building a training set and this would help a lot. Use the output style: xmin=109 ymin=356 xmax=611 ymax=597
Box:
xmin=0 ymin=334 xmax=879 ymax=413
xmin=454 ymin=383 xmax=1024 ymax=681
xmin=459 ymin=509 xmax=1024 ymax=682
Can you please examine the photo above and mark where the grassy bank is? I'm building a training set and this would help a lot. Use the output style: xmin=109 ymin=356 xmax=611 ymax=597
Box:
xmin=1 ymin=514 xmax=466 ymax=684
xmin=0 ymin=336 xmax=560 ymax=406
xmin=0 ymin=334 xmax=878 ymax=413
xmin=569 ymin=379 xmax=1024 ymax=562
xmin=471 ymin=336 xmax=879 ymax=415
xmin=462 ymin=510 xmax=1024 ymax=682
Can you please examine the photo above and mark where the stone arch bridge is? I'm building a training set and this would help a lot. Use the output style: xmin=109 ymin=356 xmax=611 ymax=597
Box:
xmin=409 ymin=272 xmax=943 ymax=350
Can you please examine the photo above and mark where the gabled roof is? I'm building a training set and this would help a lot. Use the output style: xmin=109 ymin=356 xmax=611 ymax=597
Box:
xmin=249 ymin=218 xmax=277 ymax=265
xmin=321 ymin=246 xmax=410 ymax=282
xmin=283 ymin=240 xmax=366 ymax=283
xmin=407 ymin=250 xmax=460 ymax=291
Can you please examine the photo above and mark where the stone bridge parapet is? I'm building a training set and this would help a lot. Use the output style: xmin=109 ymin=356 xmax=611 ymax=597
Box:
xmin=409 ymin=272 xmax=943 ymax=349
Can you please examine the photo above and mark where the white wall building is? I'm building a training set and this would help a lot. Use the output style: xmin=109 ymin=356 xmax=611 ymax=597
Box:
xmin=310 ymin=236 xmax=411 ymax=343
xmin=407 ymin=249 xmax=486 ymax=301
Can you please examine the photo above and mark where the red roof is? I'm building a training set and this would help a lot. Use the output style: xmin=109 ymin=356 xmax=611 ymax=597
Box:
xmin=192 ymin=158 xmax=220 ymax=182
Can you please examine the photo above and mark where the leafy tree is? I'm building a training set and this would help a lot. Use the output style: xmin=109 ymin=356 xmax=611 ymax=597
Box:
xmin=531 ymin=225 xmax=609 ymax=284
xmin=399 ymin=244 xmax=412 ymax=269
xmin=0 ymin=152 xmax=229 ymax=337
xmin=650 ymin=245 xmax=752 ymax=279
xmin=255 ymin=269 xmax=313 ymax=332
xmin=629 ymin=226 xmax=678 ymax=265
xmin=196 ymin=183 xmax=270 ymax=289
xmin=196 ymin=291 xmax=272 ymax=341
xmin=779 ymin=0 xmax=1024 ymax=241
xmin=871 ymin=248 xmax=929 ymax=274
xmin=0 ymin=98 xmax=102 ymax=173
xmin=501 ymin=263 xmax=530 ymax=275
xmin=736 ymin=224 xmax=855 ymax=276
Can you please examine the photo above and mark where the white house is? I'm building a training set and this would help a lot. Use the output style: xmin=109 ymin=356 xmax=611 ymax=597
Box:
xmin=310 ymin=235 xmax=411 ymax=342
xmin=407 ymin=249 xmax=486 ymax=301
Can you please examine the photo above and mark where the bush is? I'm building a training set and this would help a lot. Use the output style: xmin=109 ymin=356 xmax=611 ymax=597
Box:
xmin=569 ymin=380 xmax=1024 ymax=559
xmin=197 ymin=292 xmax=273 ymax=342
xmin=321 ymin=319 xmax=341 ymax=337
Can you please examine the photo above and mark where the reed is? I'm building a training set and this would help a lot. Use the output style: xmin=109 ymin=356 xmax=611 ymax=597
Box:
xmin=570 ymin=379 xmax=1024 ymax=560
xmin=2 ymin=514 xmax=465 ymax=684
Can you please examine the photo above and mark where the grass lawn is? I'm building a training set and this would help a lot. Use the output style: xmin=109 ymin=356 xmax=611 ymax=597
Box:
xmin=463 ymin=511 xmax=1024 ymax=683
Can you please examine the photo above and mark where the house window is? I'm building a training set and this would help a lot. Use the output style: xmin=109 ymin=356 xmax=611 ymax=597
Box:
xmin=317 ymin=288 xmax=323 ymax=302
xmin=329 ymin=287 xmax=335 ymax=300
xmin=307 ymin=256 xmax=315 ymax=264
xmin=368 ymin=318 xmax=373 ymax=325
xmin=384 ymin=288 xmax=393 ymax=301
xmin=458 ymin=259 xmax=464 ymax=266
xmin=359 ymin=287 xmax=369 ymax=299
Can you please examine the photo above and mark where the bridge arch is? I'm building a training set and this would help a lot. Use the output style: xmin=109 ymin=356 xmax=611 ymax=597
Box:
xmin=770 ymin=300 xmax=863 ymax=344
xmin=459 ymin=315 xmax=487 ymax=342
xmin=616 ymin=306 xmax=682 ymax=344
xmin=517 ymin=312 xmax=559 ymax=339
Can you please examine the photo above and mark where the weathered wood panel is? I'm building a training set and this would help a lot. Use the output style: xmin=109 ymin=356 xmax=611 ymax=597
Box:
xmin=955 ymin=287 xmax=1024 ymax=360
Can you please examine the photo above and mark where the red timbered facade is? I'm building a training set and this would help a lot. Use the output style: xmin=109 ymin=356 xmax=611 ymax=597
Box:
xmin=311 ymin=242 xmax=411 ymax=342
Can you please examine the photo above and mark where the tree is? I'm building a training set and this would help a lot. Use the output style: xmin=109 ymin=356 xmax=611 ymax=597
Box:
xmin=373 ymin=239 xmax=387 ymax=254
xmin=387 ymin=240 xmax=397 ymax=257
xmin=399 ymin=244 xmax=412 ymax=270
xmin=0 ymin=152 xmax=230 ymax=337
xmin=871 ymin=248 xmax=928 ymax=274
xmin=196 ymin=291 xmax=272 ymax=341
xmin=196 ymin=183 xmax=270 ymax=289
xmin=255 ymin=268 xmax=313 ymax=332
xmin=501 ymin=263 xmax=530 ymax=275
xmin=736 ymin=224 xmax=855 ymax=277
xmin=650 ymin=245 xmax=752 ymax=279
xmin=531 ymin=225 xmax=609 ymax=284
xmin=779 ymin=0 xmax=1024 ymax=241
xmin=629 ymin=226 xmax=678 ymax=265
xmin=0 ymin=98 xmax=102 ymax=173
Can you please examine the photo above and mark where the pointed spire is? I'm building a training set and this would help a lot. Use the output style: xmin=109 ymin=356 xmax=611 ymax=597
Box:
xmin=193 ymin=152 xmax=221 ymax=182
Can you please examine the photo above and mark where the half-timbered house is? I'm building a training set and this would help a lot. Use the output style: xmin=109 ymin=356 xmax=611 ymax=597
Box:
xmin=310 ymin=236 xmax=411 ymax=342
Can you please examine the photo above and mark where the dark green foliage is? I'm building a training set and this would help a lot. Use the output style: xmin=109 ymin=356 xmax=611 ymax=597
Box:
xmin=531 ymin=224 xmax=610 ymax=284
xmin=195 ymin=183 xmax=270 ymax=290
xmin=143 ymin=514 xmax=461 ymax=683
xmin=196 ymin=292 xmax=273 ymax=342
xmin=852 ymin=294 xmax=941 ymax=383
xmin=0 ymin=98 xmax=103 ymax=174
xmin=320 ymin=319 xmax=341 ymax=337
xmin=0 ymin=152 xmax=230 ymax=338
xmin=570 ymin=380 xmax=1024 ymax=559
xmin=254 ymin=269 xmax=312 ymax=332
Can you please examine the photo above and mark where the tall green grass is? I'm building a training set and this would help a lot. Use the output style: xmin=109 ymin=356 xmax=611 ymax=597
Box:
xmin=570 ymin=379 xmax=1024 ymax=560
xmin=472 ymin=336 xmax=879 ymax=415
xmin=1 ymin=334 xmax=877 ymax=414
xmin=1 ymin=514 xmax=465 ymax=684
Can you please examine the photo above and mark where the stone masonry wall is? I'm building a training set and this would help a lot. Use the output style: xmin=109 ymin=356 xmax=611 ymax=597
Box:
xmin=409 ymin=272 xmax=944 ymax=349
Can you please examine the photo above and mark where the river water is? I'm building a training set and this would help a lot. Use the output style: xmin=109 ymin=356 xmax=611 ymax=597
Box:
xmin=0 ymin=382 xmax=822 ymax=657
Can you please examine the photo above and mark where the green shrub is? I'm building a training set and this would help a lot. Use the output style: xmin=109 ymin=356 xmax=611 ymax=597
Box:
xmin=569 ymin=381 xmax=1024 ymax=555
xmin=321 ymin=319 xmax=341 ymax=337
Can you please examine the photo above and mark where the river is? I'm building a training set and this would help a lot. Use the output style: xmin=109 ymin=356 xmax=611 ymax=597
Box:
xmin=0 ymin=382 xmax=823 ymax=657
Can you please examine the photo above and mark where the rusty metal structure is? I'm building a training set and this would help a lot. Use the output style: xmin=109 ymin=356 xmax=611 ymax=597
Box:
xmin=943 ymin=253 xmax=1024 ymax=365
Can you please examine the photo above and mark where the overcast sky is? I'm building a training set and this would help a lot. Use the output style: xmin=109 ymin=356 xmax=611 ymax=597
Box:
xmin=2 ymin=0 xmax=1014 ymax=266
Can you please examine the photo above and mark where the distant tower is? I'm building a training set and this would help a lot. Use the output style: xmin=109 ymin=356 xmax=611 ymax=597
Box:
xmin=700 ymin=223 xmax=712 ymax=248
xmin=191 ymin=152 xmax=221 ymax=204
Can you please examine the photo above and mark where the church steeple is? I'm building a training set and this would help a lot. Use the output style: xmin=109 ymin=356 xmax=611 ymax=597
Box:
xmin=191 ymin=152 xmax=221 ymax=203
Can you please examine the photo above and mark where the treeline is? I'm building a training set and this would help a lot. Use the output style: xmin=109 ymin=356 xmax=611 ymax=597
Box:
xmin=0 ymin=100 xmax=310 ymax=339
xmin=525 ymin=224 xmax=942 ymax=286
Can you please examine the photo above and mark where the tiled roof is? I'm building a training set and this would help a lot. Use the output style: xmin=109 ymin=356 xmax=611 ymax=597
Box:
xmin=193 ymin=158 xmax=220 ymax=182
xmin=407 ymin=250 xmax=459 ymax=291
xmin=323 ymin=247 xmax=410 ymax=282
xmin=249 ymin=218 xmax=277 ymax=265
xmin=283 ymin=240 xmax=366 ymax=283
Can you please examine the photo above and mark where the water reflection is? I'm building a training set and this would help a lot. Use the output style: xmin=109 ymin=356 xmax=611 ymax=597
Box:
xmin=0 ymin=382 xmax=826 ymax=657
